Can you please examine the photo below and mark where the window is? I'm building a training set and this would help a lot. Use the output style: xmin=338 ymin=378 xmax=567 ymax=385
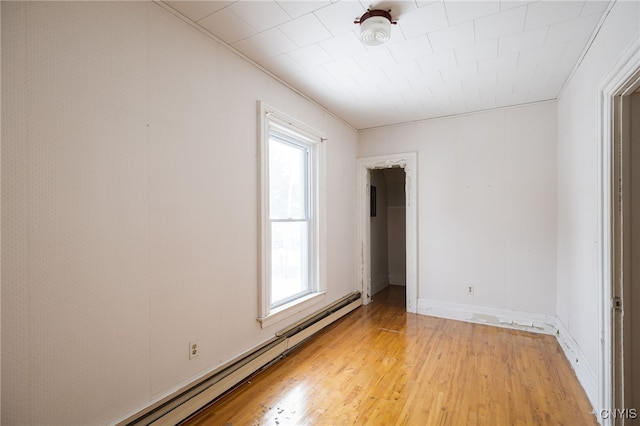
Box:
xmin=258 ymin=102 xmax=326 ymax=328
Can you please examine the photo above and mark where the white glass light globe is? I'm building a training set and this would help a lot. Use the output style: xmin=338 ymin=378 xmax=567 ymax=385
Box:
xmin=360 ymin=16 xmax=391 ymax=46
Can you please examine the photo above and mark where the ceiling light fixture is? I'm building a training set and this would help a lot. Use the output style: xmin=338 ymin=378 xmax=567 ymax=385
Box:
xmin=354 ymin=8 xmax=397 ymax=47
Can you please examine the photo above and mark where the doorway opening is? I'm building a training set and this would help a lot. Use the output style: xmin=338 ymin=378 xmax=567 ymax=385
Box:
xmin=369 ymin=168 xmax=407 ymax=306
xmin=598 ymin=46 xmax=640 ymax=425
xmin=357 ymin=153 xmax=417 ymax=313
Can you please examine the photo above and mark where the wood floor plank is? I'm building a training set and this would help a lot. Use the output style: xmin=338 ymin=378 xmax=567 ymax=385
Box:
xmin=183 ymin=286 xmax=597 ymax=425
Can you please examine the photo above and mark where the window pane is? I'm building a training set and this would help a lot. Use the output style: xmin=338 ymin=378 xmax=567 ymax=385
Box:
xmin=269 ymin=138 xmax=307 ymax=220
xmin=271 ymin=221 xmax=309 ymax=307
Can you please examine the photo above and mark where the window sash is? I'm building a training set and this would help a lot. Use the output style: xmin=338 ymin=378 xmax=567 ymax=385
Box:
xmin=268 ymin=137 xmax=310 ymax=221
xmin=267 ymin=136 xmax=313 ymax=309
xmin=258 ymin=101 xmax=326 ymax=328
xmin=270 ymin=220 xmax=311 ymax=308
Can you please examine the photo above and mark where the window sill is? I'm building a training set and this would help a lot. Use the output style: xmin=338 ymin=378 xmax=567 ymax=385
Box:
xmin=258 ymin=292 xmax=326 ymax=329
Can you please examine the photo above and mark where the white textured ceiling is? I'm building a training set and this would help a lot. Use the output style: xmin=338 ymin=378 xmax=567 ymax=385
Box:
xmin=163 ymin=0 xmax=611 ymax=129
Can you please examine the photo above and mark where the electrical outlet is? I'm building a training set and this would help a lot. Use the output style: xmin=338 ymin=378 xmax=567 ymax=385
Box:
xmin=467 ymin=285 xmax=474 ymax=295
xmin=189 ymin=340 xmax=199 ymax=360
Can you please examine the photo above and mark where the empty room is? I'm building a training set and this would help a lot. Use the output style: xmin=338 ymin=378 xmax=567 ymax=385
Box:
xmin=2 ymin=0 xmax=640 ymax=425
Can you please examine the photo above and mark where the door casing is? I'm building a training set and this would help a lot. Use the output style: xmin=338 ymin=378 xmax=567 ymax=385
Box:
xmin=357 ymin=153 xmax=418 ymax=313
xmin=598 ymin=42 xmax=640 ymax=426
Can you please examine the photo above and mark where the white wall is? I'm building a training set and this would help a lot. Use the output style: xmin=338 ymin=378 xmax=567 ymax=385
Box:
xmin=556 ymin=0 xmax=640 ymax=396
xmin=1 ymin=2 xmax=357 ymax=424
xmin=358 ymin=102 xmax=558 ymax=315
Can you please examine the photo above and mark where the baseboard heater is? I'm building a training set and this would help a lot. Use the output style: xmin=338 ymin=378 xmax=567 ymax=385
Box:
xmin=118 ymin=291 xmax=362 ymax=426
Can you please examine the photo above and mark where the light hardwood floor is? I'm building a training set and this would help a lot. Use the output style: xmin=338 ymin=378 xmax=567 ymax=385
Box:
xmin=183 ymin=286 xmax=597 ymax=425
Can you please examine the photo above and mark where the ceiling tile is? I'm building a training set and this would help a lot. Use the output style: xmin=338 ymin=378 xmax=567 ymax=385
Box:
xmin=197 ymin=7 xmax=257 ymax=44
xmin=353 ymin=48 xmax=398 ymax=70
xmin=580 ymin=1 xmax=610 ymax=17
xmin=499 ymin=1 xmax=533 ymax=12
xmin=232 ymin=28 xmax=297 ymax=62
xmin=276 ymin=1 xmax=331 ymax=18
xmin=313 ymin=1 xmax=367 ymax=36
xmin=430 ymin=82 xmax=461 ymax=101
xmin=466 ymin=94 xmax=496 ymax=112
xmin=455 ymin=40 xmax=498 ymax=65
xmin=278 ymin=13 xmax=333 ymax=47
xmin=497 ymin=65 xmax=536 ymax=84
xmin=493 ymin=83 xmax=515 ymax=103
xmin=388 ymin=24 xmax=408 ymax=44
xmin=524 ymin=1 xmax=585 ymax=30
xmin=416 ymin=50 xmax=457 ymax=72
xmin=409 ymin=67 xmax=445 ymax=88
xmin=534 ymin=84 xmax=563 ymax=101
xmin=232 ymin=39 xmax=262 ymax=61
xmin=324 ymin=74 xmax=359 ymax=90
xmin=298 ymin=82 xmax=337 ymax=105
xmin=318 ymin=31 xmax=367 ymax=60
xmin=544 ymin=13 xmax=601 ymax=45
xmin=389 ymin=35 xmax=433 ymax=63
xmin=444 ymin=1 xmax=500 ymax=26
xmin=478 ymin=90 xmax=497 ymax=107
xmin=514 ymin=73 xmax=556 ymax=100
xmin=474 ymin=5 xmax=527 ymax=42
xmin=382 ymin=61 xmax=423 ymax=81
xmin=323 ymin=57 xmax=364 ymax=78
xmin=398 ymin=2 xmax=449 ymax=39
xmin=165 ymin=1 xmax=233 ymax=22
xmin=561 ymin=35 xmax=591 ymax=65
xmin=428 ymin=88 xmax=454 ymax=105
xmin=287 ymin=44 xmax=333 ymax=68
xmin=408 ymin=90 xmax=433 ymax=108
xmin=462 ymin=73 xmax=498 ymax=91
xmin=440 ymin=62 xmax=478 ymax=84
xmin=536 ymin=51 xmax=576 ymax=74
xmin=281 ymin=66 xmax=333 ymax=87
xmin=498 ymin=27 xmax=547 ymax=56
xmin=160 ymin=0 xmax=612 ymax=129
xmin=406 ymin=74 xmax=430 ymax=92
xmin=379 ymin=78 xmax=414 ymax=97
xmin=229 ymin=1 xmax=290 ymax=32
xmin=548 ymin=72 xmax=570 ymax=94
xmin=429 ymin=22 xmax=475 ymax=52
xmin=351 ymin=68 xmax=390 ymax=90
xmin=517 ymin=42 xmax=567 ymax=68
xmin=259 ymin=54 xmax=305 ymax=76
xmin=477 ymin=54 xmax=518 ymax=74
xmin=361 ymin=0 xmax=418 ymax=18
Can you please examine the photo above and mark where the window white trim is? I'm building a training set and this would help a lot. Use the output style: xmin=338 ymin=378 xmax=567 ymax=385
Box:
xmin=257 ymin=101 xmax=327 ymax=328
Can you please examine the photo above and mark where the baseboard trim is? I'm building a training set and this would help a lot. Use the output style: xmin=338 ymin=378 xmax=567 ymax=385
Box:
xmin=117 ymin=293 xmax=362 ymax=426
xmin=417 ymin=298 xmax=557 ymax=334
xmin=417 ymin=298 xmax=599 ymax=414
xmin=554 ymin=317 xmax=599 ymax=410
xmin=388 ymin=273 xmax=405 ymax=286
xmin=371 ymin=278 xmax=388 ymax=296
xmin=150 ymin=341 xmax=289 ymax=426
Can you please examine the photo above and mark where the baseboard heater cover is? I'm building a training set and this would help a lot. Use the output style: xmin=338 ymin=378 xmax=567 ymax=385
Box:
xmin=119 ymin=291 xmax=362 ymax=426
